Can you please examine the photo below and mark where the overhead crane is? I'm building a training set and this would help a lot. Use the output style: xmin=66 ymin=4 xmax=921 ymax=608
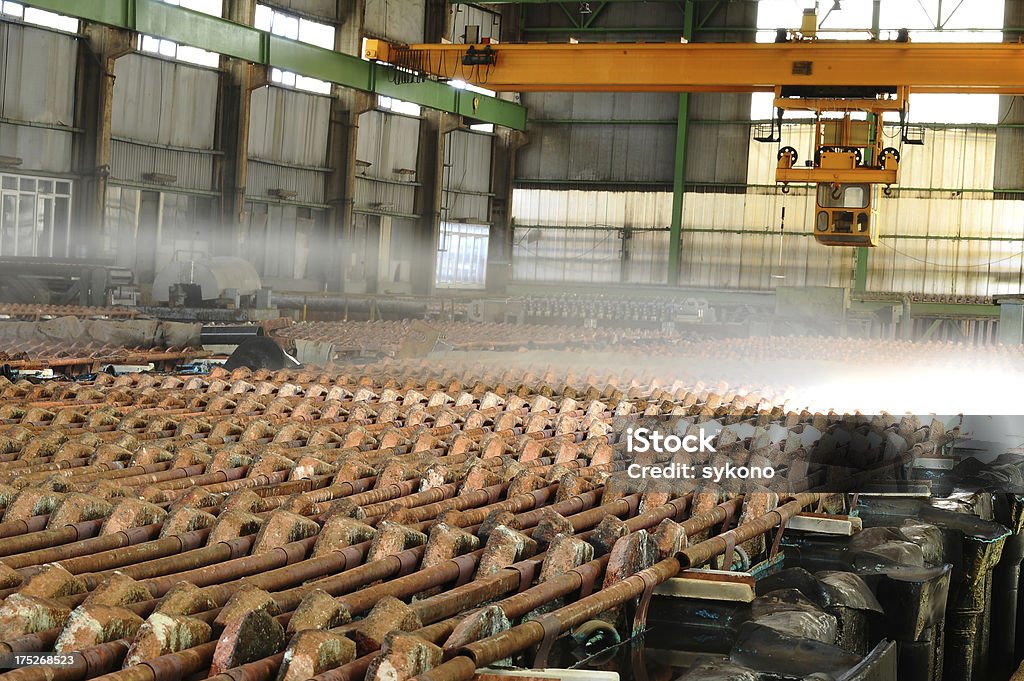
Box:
xmin=365 ymin=24 xmax=1024 ymax=247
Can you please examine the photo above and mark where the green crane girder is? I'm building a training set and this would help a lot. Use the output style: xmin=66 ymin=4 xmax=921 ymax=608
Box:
xmin=20 ymin=0 xmax=528 ymax=131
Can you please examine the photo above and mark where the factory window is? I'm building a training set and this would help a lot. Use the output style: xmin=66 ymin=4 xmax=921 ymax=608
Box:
xmin=378 ymin=96 xmax=422 ymax=117
xmin=435 ymin=222 xmax=489 ymax=289
xmin=817 ymin=183 xmax=869 ymax=210
xmin=255 ymin=4 xmax=334 ymax=94
xmin=139 ymin=0 xmax=222 ymax=68
xmin=0 ymin=1 xmax=78 ymax=32
xmin=0 ymin=172 xmax=72 ymax=258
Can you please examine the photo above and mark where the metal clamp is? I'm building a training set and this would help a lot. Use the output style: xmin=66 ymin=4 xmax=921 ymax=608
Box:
xmin=720 ymin=530 xmax=737 ymax=571
xmin=511 ymin=559 xmax=540 ymax=593
xmin=769 ymin=516 xmax=788 ymax=560
xmin=720 ymin=503 xmax=737 ymax=534
xmin=571 ymin=562 xmax=600 ymax=599
xmin=532 ymin=613 xmax=563 ymax=668
xmin=632 ymin=571 xmax=660 ymax=637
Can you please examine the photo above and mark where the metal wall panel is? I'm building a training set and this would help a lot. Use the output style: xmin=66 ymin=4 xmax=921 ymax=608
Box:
xmin=512 ymin=189 xmax=671 ymax=284
xmin=451 ymin=3 xmax=501 ymax=42
xmin=686 ymin=94 xmax=752 ymax=185
xmin=0 ymin=123 xmax=73 ymax=174
xmin=522 ymin=2 xmax=690 ymax=41
xmin=446 ymin=130 xmax=491 ymax=193
xmin=0 ymin=23 xmax=76 ymax=173
xmin=511 ymin=189 xmax=673 ymax=228
xmin=110 ymin=138 xmax=216 ymax=192
xmin=356 ymin=110 xmax=421 ymax=181
xmin=112 ymin=54 xmax=218 ymax=149
xmin=266 ymin=0 xmax=338 ymax=20
xmin=517 ymin=93 xmax=677 ymax=184
xmin=0 ymin=23 xmax=76 ymax=124
xmin=443 ymin=129 xmax=492 ymax=223
xmin=626 ymin=230 xmax=670 ymax=285
xmin=512 ymin=227 xmax=622 ymax=283
xmin=353 ymin=109 xmax=421 ymax=217
xmin=511 ymin=187 xmax=1024 ymax=295
xmin=248 ymin=86 xmax=331 ymax=167
xmin=354 ymin=177 xmax=416 ymax=217
xmin=246 ymin=160 xmax=326 ymax=205
xmin=364 ymin=0 xmax=425 ymax=43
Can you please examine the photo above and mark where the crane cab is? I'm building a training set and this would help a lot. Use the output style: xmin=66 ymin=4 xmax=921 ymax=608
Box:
xmin=762 ymin=82 xmax=914 ymax=248
xmin=813 ymin=182 xmax=879 ymax=247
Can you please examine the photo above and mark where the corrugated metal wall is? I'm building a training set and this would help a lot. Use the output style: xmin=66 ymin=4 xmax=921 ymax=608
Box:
xmin=245 ymin=85 xmax=332 ymax=284
xmin=364 ymin=0 xmax=425 ymax=43
xmin=249 ymin=86 xmax=331 ymax=168
xmin=443 ymin=129 xmax=491 ymax=224
xmin=511 ymin=190 xmax=673 ymax=285
xmin=517 ymin=93 xmax=677 ymax=185
xmin=354 ymin=109 xmax=420 ymax=218
xmin=513 ymin=120 xmax=1024 ymax=298
xmin=110 ymin=54 xmax=219 ymax=191
xmin=451 ymin=3 xmax=501 ymax=42
xmin=0 ymin=23 xmax=76 ymax=173
xmin=268 ymin=0 xmax=338 ymax=20
xmin=247 ymin=86 xmax=332 ymax=206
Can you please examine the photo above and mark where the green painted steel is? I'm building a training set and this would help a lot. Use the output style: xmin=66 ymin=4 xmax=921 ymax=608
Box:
xmin=668 ymin=1 xmax=694 ymax=287
xmin=854 ymin=247 xmax=869 ymax=292
xmin=21 ymin=0 xmax=528 ymax=130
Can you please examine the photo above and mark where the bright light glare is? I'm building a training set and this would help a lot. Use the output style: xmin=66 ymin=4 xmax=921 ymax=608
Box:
xmin=753 ymin=0 xmax=1005 ymax=123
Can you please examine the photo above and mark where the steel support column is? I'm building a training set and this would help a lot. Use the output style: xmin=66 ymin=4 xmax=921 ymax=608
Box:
xmin=326 ymin=0 xmax=370 ymax=292
xmin=487 ymin=129 xmax=528 ymax=294
xmin=668 ymin=1 xmax=694 ymax=287
xmin=71 ymin=24 xmax=131 ymax=260
xmin=854 ymin=0 xmax=882 ymax=287
xmin=854 ymin=247 xmax=869 ymax=292
xmin=213 ymin=0 xmax=256 ymax=259
xmin=326 ymin=95 xmax=371 ymax=293
xmin=411 ymin=112 xmax=458 ymax=295
xmin=996 ymin=0 xmax=1024 ymax=196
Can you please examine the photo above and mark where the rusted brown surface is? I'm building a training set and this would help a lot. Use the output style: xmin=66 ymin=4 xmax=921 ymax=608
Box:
xmin=0 ymin=355 xmax=944 ymax=681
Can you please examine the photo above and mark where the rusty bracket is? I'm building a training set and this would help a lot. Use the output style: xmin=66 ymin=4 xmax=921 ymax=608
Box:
xmin=720 ymin=531 xmax=737 ymax=571
xmin=572 ymin=562 xmax=600 ymax=599
xmin=720 ymin=503 xmax=737 ymax=534
xmin=631 ymin=570 xmax=660 ymax=638
xmin=511 ymin=559 xmax=539 ymax=593
xmin=532 ymin=613 xmax=563 ymax=668
xmin=769 ymin=517 xmax=788 ymax=560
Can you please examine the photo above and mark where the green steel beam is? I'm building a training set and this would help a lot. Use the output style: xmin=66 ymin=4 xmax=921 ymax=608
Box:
xmin=529 ymin=119 xmax=677 ymax=125
xmin=668 ymin=0 xmax=694 ymax=287
xmin=22 ymin=0 xmax=527 ymax=131
xmin=854 ymin=247 xmax=869 ymax=292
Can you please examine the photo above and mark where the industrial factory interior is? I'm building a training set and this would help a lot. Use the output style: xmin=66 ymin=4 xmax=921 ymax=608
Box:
xmin=3 ymin=0 xmax=1024 ymax=679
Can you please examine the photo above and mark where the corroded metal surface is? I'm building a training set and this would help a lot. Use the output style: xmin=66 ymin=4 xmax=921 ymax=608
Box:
xmin=0 ymin=357 xmax=951 ymax=681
